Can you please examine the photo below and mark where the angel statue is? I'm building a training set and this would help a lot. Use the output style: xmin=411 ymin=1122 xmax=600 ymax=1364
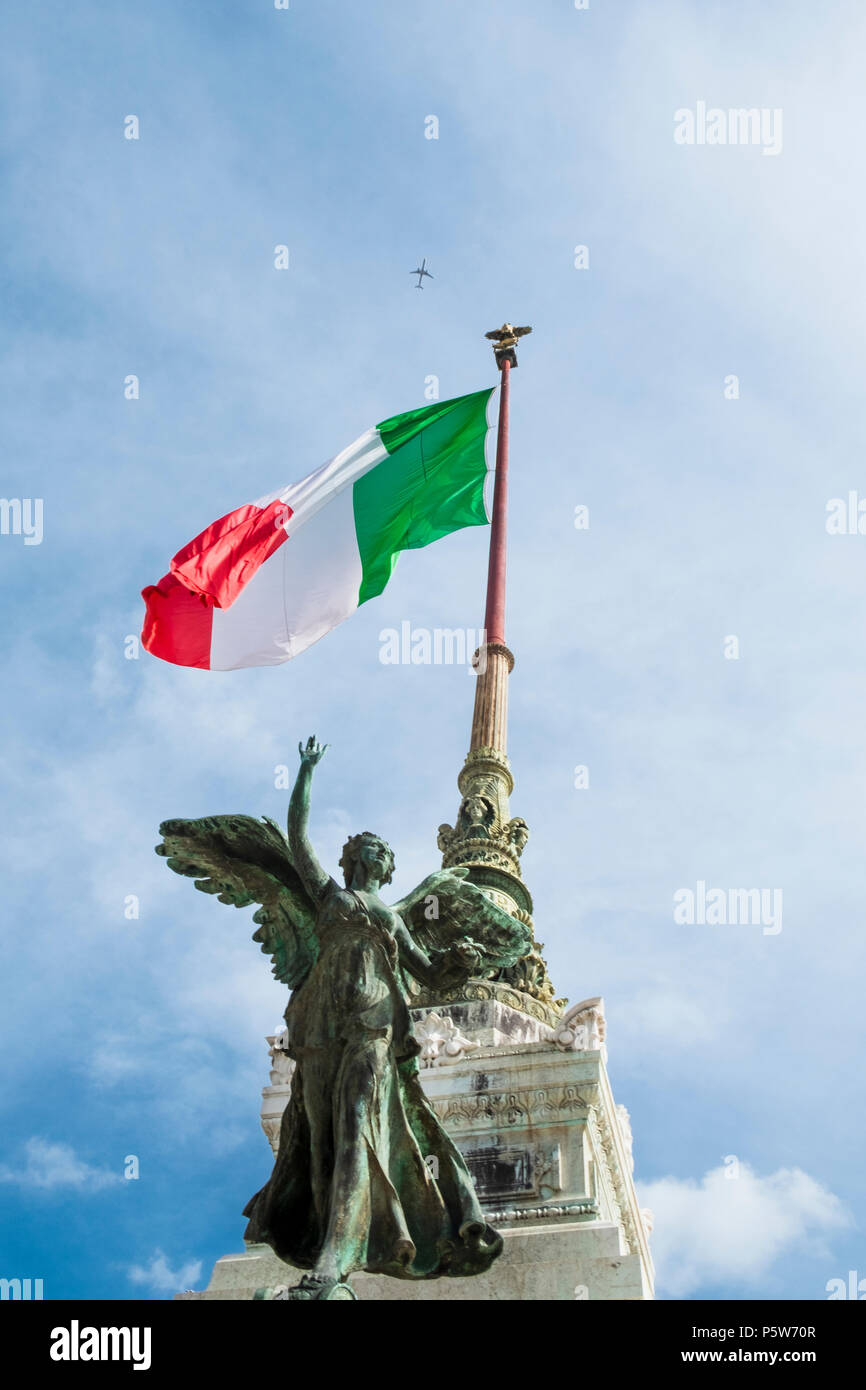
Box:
xmin=156 ymin=736 xmax=532 ymax=1300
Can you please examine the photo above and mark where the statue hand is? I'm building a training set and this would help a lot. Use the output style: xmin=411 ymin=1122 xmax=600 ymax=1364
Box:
xmin=298 ymin=735 xmax=328 ymax=768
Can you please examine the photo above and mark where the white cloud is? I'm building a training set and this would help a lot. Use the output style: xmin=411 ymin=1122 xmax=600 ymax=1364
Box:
xmin=127 ymin=1250 xmax=203 ymax=1294
xmin=637 ymin=1163 xmax=850 ymax=1297
xmin=0 ymin=1138 xmax=121 ymax=1192
xmin=617 ymin=984 xmax=728 ymax=1049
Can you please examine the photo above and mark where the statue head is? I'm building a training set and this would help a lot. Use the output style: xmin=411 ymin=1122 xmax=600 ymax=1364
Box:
xmin=339 ymin=832 xmax=395 ymax=888
xmin=459 ymin=794 xmax=495 ymax=833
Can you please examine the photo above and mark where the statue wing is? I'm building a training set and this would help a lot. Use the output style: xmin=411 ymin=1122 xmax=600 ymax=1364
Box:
xmin=514 ymin=325 xmax=532 ymax=337
xmin=391 ymin=867 xmax=531 ymax=973
xmin=156 ymin=814 xmax=319 ymax=990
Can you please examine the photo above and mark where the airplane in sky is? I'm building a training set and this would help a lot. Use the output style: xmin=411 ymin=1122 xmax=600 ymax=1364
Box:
xmin=410 ymin=258 xmax=433 ymax=289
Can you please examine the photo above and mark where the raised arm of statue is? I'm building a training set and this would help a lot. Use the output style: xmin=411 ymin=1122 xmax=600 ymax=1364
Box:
xmin=287 ymin=736 xmax=331 ymax=902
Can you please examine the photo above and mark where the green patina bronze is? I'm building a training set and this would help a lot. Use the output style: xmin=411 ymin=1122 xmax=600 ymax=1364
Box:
xmin=156 ymin=736 xmax=532 ymax=1299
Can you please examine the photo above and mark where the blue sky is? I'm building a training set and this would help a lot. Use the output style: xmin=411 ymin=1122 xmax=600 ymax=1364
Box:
xmin=1 ymin=0 xmax=864 ymax=1300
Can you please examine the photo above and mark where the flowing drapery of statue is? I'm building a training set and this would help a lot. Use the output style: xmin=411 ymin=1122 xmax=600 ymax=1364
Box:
xmin=155 ymin=736 xmax=532 ymax=1300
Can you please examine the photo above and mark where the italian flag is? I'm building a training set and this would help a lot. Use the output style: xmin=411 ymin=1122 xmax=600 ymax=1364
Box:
xmin=141 ymin=388 xmax=495 ymax=670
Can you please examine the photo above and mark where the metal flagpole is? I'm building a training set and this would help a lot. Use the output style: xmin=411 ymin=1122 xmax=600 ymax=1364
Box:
xmin=481 ymin=323 xmax=531 ymax=648
xmin=483 ymin=356 xmax=510 ymax=647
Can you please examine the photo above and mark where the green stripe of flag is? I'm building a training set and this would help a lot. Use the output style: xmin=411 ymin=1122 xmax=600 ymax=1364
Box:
xmin=353 ymin=388 xmax=495 ymax=605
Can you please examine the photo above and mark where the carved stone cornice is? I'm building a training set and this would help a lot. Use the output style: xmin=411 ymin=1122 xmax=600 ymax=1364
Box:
xmin=411 ymin=978 xmax=564 ymax=1029
xmin=431 ymin=1082 xmax=595 ymax=1133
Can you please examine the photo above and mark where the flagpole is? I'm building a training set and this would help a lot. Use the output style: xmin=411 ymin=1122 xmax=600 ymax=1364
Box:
xmin=470 ymin=324 xmax=530 ymax=753
xmin=484 ymin=357 xmax=510 ymax=646
xmin=444 ymin=327 xmax=526 ymax=851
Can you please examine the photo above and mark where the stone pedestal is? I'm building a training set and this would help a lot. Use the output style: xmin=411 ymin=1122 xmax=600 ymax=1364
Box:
xmin=178 ymin=1219 xmax=645 ymax=1302
xmin=181 ymin=996 xmax=654 ymax=1302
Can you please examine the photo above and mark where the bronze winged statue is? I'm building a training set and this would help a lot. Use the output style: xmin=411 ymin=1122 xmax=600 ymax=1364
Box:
xmin=156 ymin=736 xmax=532 ymax=1299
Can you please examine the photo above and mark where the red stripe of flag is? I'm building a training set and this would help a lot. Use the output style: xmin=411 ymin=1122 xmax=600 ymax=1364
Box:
xmin=141 ymin=572 xmax=214 ymax=669
xmin=171 ymin=500 xmax=291 ymax=608
xmin=140 ymin=498 xmax=292 ymax=669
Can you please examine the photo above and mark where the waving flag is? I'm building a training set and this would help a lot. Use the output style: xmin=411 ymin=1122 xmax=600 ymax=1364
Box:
xmin=141 ymin=389 xmax=494 ymax=670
